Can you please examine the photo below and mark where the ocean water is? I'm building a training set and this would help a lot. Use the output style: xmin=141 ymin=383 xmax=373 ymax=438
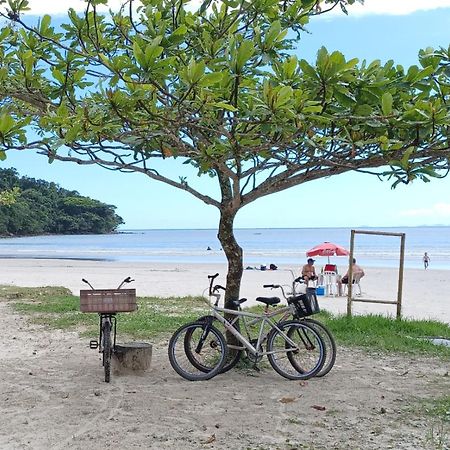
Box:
xmin=0 ymin=227 xmax=449 ymax=270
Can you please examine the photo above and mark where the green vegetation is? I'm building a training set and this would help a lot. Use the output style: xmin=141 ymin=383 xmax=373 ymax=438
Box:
xmin=0 ymin=168 xmax=123 ymax=236
xmin=1 ymin=285 xmax=449 ymax=360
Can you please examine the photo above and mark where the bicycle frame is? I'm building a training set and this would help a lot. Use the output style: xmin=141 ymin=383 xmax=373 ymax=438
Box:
xmin=207 ymin=303 xmax=301 ymax=357
xmin=98 ymin=313 xmax=117 ymax=351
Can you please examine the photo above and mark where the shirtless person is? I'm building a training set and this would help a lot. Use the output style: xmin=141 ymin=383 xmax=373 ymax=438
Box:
xmin=301 ymin=258 xmax=317 ymax=283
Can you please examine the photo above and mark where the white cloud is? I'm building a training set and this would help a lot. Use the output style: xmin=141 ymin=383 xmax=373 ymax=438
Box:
xmin=399 ymin=203 xmax=450 ymax=218
xmin=18 ymin=0 xmax=450 ymax=17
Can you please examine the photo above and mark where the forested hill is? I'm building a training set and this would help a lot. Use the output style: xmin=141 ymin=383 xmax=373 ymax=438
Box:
xmin=0 ymin=168 xmax=124 ymax=236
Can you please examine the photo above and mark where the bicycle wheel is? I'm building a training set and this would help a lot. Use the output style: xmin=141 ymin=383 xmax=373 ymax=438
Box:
xmin=303 ymin=318 xmax=336 ymax=377
xmin=102 ymin=319 xmax=112 ymax=383
xmin=267 ymin=320 xmax=324 ymax=380
xmin=168 ymin=322 xmax=227 ymax=381
xmin=192 ymin=315 xmax=242 ymax=373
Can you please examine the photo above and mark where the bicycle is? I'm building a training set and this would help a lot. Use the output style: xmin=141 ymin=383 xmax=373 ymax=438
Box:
xmin=80 ymin=277 xmax=136 ymax=383
xmin=191 ymin=274 xmax=336 ymax=377
xmin=263 ymin=277 xmax=337 ymax=378
xmin=168 ymin=274 xmax=325 ymax=381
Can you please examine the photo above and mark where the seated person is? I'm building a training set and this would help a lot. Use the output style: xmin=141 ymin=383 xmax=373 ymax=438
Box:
xmin=341 ymin=258 xmax=365 ymax=284
xmin=300 ymin=258 xmax=317 ymax=283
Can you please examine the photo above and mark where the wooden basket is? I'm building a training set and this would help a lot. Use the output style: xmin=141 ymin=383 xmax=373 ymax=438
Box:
xmin=80 ymin=289 xmax=137 ymax=313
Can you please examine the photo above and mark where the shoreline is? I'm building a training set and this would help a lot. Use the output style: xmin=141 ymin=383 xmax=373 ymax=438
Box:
xmin=0 ymin=258 xmax=449 ymax=324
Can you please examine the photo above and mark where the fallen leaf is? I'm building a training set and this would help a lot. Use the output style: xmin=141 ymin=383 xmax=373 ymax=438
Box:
xmin=311 ymin=405 xmax=326 ymax=411
xmin=279 ymin=397 xmax=297 ymax=404
xmin=202 ymin=434 xmax=216 ymax=444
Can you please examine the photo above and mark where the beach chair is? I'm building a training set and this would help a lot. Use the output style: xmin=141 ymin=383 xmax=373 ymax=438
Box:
xmin=323 ymin=270 xmax=338 ymax=296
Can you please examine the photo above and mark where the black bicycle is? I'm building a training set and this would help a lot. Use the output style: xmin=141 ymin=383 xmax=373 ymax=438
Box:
xmin=80 ymin=277 xmax=136 ymax=382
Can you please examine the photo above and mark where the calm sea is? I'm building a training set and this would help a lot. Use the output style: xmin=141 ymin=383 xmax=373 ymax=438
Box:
xmin=0 ymin=227 xmax=449 ymax=270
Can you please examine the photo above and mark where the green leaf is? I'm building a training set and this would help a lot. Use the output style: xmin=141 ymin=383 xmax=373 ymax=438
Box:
xmin=200 ymin=72 xmax=223 ymax=86
xmin=236 ymin=40 xmax=254 ymax=72
xmin=0 ymin=113 xmax=16 ymax=135
xmin=299 ymin=60 xmax=318 ymax=79
xmin=187 ymin=58 xmax=205 ymax=84
xmin=40 ymin=14 xmax=51 ymax=33
xmin=381 ymin=92 xmax=393 ymax=115
xmin=0 ymin=150 xmax=6 ymax=161
xmin=211 ymin=102 xmax=237 ymax=112
xmin=265 ymin=20 xmax=281 ymax=47
xmin=133 ymin=41 xmax=146 ymax=68
xmin=275 ymin=86 xmax=293 ymax=108
xmin=0 ymin=27 xmax=10 ymax=41
xmin=354 ymin=104 xmax=373 ymax=116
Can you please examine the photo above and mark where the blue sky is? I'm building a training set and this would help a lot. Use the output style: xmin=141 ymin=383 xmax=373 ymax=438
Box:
xmin=2 ymin=1 xmax=450 ymax=229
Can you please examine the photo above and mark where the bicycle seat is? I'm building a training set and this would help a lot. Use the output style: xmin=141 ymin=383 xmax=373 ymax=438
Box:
xmin=229 ymin=298 xmax=247 ymax=307
xmin=255 ymin=296 xmax=281 ymax=306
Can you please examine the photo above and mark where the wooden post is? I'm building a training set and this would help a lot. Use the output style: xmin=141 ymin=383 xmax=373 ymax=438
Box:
xmin=113 ymin=342 xmax=152 ymax=375
xmin=346 ymin=229 xmax=355 ymax=317
xmin=397 ymin=233 xmax=406 ymax=319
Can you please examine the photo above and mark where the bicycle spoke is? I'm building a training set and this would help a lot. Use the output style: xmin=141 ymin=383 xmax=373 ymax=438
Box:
xmin=168 ymin=322 xmax=227 ymax=381
xmin=267 ymin=321 xmax=325 ymax=380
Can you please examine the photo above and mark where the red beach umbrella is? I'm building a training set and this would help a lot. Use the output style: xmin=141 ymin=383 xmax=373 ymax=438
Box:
xmin=306 ymin=242 xmax=349 ymax=263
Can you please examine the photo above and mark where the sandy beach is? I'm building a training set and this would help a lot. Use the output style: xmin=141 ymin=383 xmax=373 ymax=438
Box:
xmin=0 ymin=258 xmax=449 ymax=324
xmin=0 ymin=258 xmax=449 ymax=449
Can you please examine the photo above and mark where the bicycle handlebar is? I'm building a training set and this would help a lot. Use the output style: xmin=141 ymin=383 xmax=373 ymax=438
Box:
xmin=82 ymin=277 xmax=135 ymax=290
xmin=208 ymin=273 xmax=220 ymax=296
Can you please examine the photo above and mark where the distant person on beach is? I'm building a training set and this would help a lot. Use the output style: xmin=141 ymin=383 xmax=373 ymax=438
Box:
xmin=301 ymin=258 xmax=317 ymax=283
xmin=423 ymin=252 xmax=430 ymax=269
xmin=341 ymin=258 xmax=365 ymax=285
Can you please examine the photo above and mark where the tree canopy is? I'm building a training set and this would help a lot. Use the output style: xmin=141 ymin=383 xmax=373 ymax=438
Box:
xmin=0 ymin=168 xmax=124 ymax=235
xmin=0 ymin=0 xmax=449 ymax=301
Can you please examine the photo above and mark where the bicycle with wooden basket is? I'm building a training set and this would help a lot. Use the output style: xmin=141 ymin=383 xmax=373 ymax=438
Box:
xmin=80 ymin=277 xmax=136 ymax=382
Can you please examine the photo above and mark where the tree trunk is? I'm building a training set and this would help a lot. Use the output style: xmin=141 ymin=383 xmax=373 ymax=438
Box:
xmin=217 ymin=208 xmax=243 ymax=309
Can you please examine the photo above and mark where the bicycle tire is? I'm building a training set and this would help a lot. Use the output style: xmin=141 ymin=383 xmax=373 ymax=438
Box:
xmin=303 ymin=318 xmax=336 ymax=377
xmin=192 ymin=315 xmax=242 ymax=373
xmin=102 ymin=319 xmax=112 ymax=383
xmin=266 ymin=320 xmax=325 ymax=380
xmin=168 ymin=322 xmax=227 ymax=381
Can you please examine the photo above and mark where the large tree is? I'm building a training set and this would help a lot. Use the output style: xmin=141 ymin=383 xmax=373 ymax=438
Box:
xmin=0 ymin=0 xmax=449 ymax=305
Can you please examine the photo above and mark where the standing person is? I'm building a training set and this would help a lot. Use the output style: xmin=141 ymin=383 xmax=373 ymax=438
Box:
xmin=423 ymin=252 xmax=430 ymax=269
xmin=301 ymin=258 xmax=317 ymax=283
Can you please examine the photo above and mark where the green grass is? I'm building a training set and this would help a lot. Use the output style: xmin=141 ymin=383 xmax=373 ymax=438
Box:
xmin=0 ymin=285 xmax=209 ymax=340
xmin=422 ymin=396 xmax=450 ymax=449
xmin=1 ymin=285 xmax=449 ymax=358
xmin=319 ymin=311 xmax=450 ymax=357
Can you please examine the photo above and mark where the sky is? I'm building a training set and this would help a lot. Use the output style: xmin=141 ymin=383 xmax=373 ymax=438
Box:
xmin=1 ymin=1 xmax=450 ymax=230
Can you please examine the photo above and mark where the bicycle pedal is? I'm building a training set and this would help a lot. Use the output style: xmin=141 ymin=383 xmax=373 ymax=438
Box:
xmin=252 ymin=364 xmax=261 ymax=372
xmin=89 ymin=340 xmax=99 ymax=349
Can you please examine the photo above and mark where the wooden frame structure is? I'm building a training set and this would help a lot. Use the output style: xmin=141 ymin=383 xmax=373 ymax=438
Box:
xmin=347 ymin=229 xmax=406 ymax=319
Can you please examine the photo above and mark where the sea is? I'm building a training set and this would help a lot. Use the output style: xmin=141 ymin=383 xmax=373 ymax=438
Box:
xmin=0 ymin=226 xmax=449 ymax=270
